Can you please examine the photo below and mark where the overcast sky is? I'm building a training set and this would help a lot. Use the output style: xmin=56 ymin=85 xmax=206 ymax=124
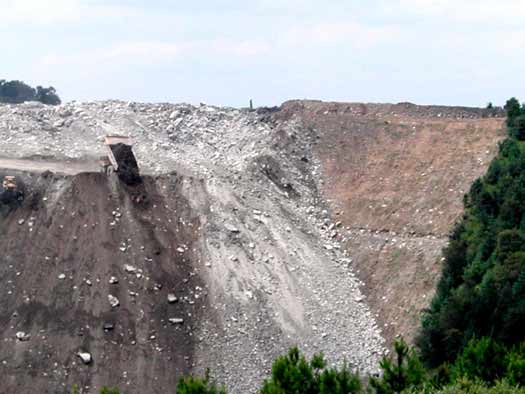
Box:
xmin=2 ymin=0 xmax=524 ymax=107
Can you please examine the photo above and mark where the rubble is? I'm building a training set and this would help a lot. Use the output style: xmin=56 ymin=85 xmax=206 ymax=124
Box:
xmin=107 ymin=294 xmax=120 ymax=308
xmin=15 ymin=331 xmax=30 ymax=341
xmin=167 ymin=293 xmax=178 ymax=304
xmin=77 ymin=352 xmax=92 ymax=365
xmin=0 ymin=100 xmax=395 ymax=393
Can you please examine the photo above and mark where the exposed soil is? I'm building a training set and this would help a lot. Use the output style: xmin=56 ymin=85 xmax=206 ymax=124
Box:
xmin=0 ymin=170 xmax=206 ymax=394
xmin=273 ymin=100 xmax=506 ymax=344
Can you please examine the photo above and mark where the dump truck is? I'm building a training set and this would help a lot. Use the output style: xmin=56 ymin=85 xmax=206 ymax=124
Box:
xmin=2 ymin=176 xmax=16 ymax=190
xmin=103 ymin=135 xmax=141 ymax=185
xmin=0 ymin=175 xmax=23 ymax=205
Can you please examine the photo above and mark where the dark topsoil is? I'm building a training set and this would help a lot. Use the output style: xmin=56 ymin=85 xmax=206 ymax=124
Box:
xmin=0 ymin=171 xmax=207 ymax=394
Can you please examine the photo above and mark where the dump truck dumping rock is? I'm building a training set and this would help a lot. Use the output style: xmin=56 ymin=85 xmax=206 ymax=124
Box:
xmin=109 ymin=142 xmax=141 ymax=185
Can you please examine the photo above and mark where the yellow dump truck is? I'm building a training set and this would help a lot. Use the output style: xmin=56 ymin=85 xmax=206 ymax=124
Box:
xmin=102 ymin=135 xmax=141 ymax=185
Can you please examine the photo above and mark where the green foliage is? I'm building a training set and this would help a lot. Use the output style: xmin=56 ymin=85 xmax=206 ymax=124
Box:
xmin=369 ymin=338 xmax=426 ymax=394
xmin=99 ymin=386 xmax=120 ymax=394
xmin=505 ymin=98 xmax=522 ymax=128
xmin=177 ymin=372 xmax=226 ymax=394
xmin=451 ymin=338 xmax=507 ymax=383
xmin=71 ymin=384 xmax=79 ymax=394
xmin=418 ymin=98 xmax=525 ymax=370
xmin=35 ymin=85 xmax=61 ymax=105
xmin=260 ymin=347 xmax=361 ymax=394
xmin=504 ymin=344 xmax=525 ymax=386
xmin=404 ymin=378 xmax=525 ymax=394
xmin=0 ymin=79 xmax=61 ymax=105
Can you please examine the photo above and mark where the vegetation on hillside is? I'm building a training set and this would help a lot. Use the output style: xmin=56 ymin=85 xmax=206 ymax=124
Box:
xmin=417 ymin=97 xmax=525 ymax=372
xmin=0 ymin=79 xmax=61 ymax=105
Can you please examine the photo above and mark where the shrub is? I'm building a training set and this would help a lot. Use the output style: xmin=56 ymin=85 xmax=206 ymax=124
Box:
xmin=177 ymin=373 xmax=226 ymax=394
xmin=260 ymin=347 xmax=361 ymax=394
xmin=369 ymin=338 xmax=426 ymax=394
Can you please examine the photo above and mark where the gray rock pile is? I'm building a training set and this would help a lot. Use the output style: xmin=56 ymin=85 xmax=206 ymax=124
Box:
xmin=0 ymin=100 xmax=385 ymax=393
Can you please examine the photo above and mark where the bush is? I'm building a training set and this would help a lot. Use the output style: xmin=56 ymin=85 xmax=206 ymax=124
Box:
xmin=369 ymin=338 xmax=426 ymax=394
xmin=451 ymin=338 xmax=507 ymax=383
xmin=177 ymin=373 xmax=226 ymax=394
xmin=99 ymin=387 xmax=120 ymax=394
xmin=260 ymin=347 xmax=361 ymax=394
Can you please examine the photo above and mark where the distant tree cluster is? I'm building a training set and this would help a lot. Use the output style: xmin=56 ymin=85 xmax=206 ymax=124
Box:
xmin=0 ymin=79 xmax=61 ymax=105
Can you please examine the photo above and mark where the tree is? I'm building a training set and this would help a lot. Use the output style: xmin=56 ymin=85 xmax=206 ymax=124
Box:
xmin=0 ymin=79 xmax=61 ymax=105
xmin=451 ymin=337 xmax=507 ymax=383
xmin=177 ymin=372 xmax=226 ymax=394
xmin=370 ymin=338 xmax=426 ymax=394
xmin=418 ymin=97 xmax=525 ymax=379
xmin=260 ymin=347 xmax=361 ymax=394
xmin=505 ymin=97 xmax=522 ymax=127
xmin=0 ymin=80 xmax=35 ymax=103
xmin=35 ymin=85 xmax=61 ymax=105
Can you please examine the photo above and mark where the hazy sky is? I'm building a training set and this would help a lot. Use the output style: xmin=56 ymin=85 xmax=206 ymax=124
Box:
xmin=2 ymin=0 xmax=525 ymax=107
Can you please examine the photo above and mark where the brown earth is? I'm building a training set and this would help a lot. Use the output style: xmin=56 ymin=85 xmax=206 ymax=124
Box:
xmin=273 ymin=100 xmax=506 ymax=345
xmin=0 ymin=170 xmax=207 ymax=394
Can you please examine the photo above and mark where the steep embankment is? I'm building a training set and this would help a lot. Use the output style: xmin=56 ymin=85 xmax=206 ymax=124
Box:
xmin=0 ymin=171 xmax=206 ymax=393
xmin=0 ymin=99 xmax=506 ymax=393
xmin=0 ymin=101 xmax=384 ymax=394
xmin=273 ymin=100 xmax=505 ymax=344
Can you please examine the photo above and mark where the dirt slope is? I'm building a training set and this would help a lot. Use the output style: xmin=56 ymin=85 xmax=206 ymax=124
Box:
xmin=0 ymin=99 xmax=506 ymax=393
xmin=0 ymin=171 xmax=205 ymax=393
xmin=273 ymin=100 xmax=505 ymax=344
xmin=0 ymin=101 xmax=385 ymax=394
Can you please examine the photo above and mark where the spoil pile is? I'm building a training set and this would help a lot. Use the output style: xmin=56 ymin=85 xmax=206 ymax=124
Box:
xmin=0 ymin=100 xmax=385 ymax=394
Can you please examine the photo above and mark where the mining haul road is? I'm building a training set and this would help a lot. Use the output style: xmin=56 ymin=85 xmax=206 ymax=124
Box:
xmin=0 ymin=157 xmax=102 ymax=175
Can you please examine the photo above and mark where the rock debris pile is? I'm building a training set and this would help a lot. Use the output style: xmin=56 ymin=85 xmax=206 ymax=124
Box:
xmin=0 ymin=100 xmax=385 ymax=394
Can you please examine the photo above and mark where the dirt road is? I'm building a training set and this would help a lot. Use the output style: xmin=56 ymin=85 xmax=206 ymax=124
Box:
xmin=0 ymin=157 xmax=101 ymax=175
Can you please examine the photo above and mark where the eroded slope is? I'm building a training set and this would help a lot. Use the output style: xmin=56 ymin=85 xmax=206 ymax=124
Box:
xmin=273 ymin=100 xmax=505 ymax=343
xmin=0 ymin=101 xmax=384 ymax=394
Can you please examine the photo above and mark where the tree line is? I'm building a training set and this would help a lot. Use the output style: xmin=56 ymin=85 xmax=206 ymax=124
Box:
xmin=0 ymin=79 xmax=61 ymax=105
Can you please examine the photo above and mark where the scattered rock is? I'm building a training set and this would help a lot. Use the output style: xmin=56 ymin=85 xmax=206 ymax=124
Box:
xmin=15 ymin=331 xmax=30 ymax=341
xmin=167 ymin=293 xmax=178 ymax=304
xmin=108 ymin=294 xmax=120 ymax=308
xmin=124 ymin=264 xmax=136 ymax=273
xmin=77 ymin=352 xmax=92 ymax=364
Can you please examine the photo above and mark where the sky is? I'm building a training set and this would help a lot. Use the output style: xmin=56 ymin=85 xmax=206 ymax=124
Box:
xmin=2 ymin=0 xmax=525 ymax=107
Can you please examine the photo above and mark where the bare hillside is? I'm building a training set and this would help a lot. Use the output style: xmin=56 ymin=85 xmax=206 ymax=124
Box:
xmin=0 ymin=101 xmax=384 ymax=394
xmin=0 ymin=99 xmax=505 ymax=393
xmin=273 ymin=100 xmax=505 ymax=344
